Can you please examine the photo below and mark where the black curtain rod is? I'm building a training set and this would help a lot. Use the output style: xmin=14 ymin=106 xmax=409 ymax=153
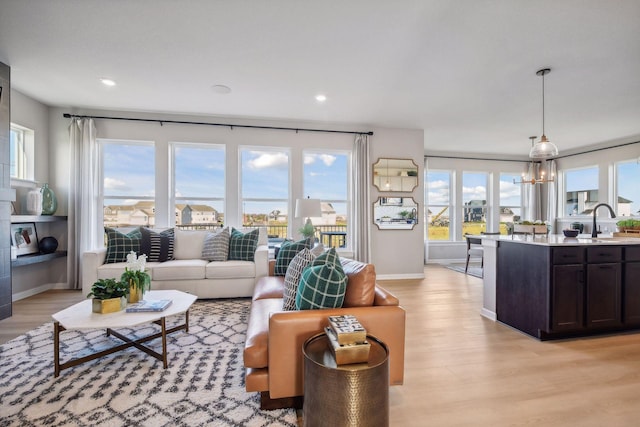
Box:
xmin=425 ymin=154 xmax=533 ymax=163
xmin=63 ymin=113 xmax=373 ymax=136
xmin=553 ymin=139 xmax=640 ymax=160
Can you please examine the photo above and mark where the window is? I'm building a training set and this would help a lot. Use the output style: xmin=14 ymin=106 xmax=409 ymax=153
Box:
xmin=9 ymin=123 xmax=33 ymax=180
xmin=172 ymin=143 xmax=225 ymax=228
xmin=499 ymin=173 xmax=522 ymax=234
xmin=240 ymin=148 xmax=289 ymax=236
xmin=101 ymin=140 xmax=155 ymax=228
xmin=303 ymin=150 xmax=350 ymax=249
xmin=462 ymin=172 xmax=487 ymax=235
xmin=565 ymin=166 xmax=598 ymax=216
xmin=616 ymin=160 xmax=640 ymax=217
xmin=426 ymin=170 xmax=451 ymax=240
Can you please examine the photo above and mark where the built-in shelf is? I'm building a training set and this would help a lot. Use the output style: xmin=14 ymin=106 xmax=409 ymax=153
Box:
xmin=11 ymin=250 xmax=68 ymax=267
xmin=11 ymin=215 xmax=68 ymax=223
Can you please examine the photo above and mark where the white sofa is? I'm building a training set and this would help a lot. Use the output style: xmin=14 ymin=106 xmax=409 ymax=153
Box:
xmin=82 ymin=227 xmax=269 ymax=299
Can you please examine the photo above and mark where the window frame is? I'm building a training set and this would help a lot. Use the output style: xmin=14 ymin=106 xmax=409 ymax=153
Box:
xmin=499 ymin=172 xmax=524 ymax=234
xmin=426 ymin=169 xmax=453 ymax=241
xmin=239 ymin=145 xmax=291 ymax=233
xmin=614 ymin=159 xmax=640 ymax=218
xmin=302 ymin=148 xmax=352 ymax=250
xmin=170 ymin=142 xmax=226 ymax=227
xmin=9 ymin=123 xmax=35 ymax=182
xmin=99 ymin=139 xmax=156 ymax=229
xmin=562 ymin=165 xmax=599 ymax=217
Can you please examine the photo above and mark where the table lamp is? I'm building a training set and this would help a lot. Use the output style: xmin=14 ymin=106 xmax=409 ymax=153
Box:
xmin=295 ymin=197 xmax=322 ymax=237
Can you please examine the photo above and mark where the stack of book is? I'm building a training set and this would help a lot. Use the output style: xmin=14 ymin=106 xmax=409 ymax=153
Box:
xmin=325 ymin=315 xmax=370 ymax=365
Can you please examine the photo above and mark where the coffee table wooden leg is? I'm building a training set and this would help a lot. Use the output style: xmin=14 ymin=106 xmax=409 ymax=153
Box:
xmin=185 ymin=309 xmax=190 ymax=333
xmin=54 ymin=321 xmax=60 ymax=377
xmin=161 ymin=317 xmax=168 ymax=368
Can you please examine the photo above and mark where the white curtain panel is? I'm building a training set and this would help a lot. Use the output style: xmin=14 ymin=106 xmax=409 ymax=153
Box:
xmin=523 ymin=162 xmax=542 ymax=221
xmin=352 ymin=134 xmax=371 ymax=262
xmin=545 ymin=159 xmax=558 ymax=229
xmin=68 ymin=118 xmax=100 ymax=289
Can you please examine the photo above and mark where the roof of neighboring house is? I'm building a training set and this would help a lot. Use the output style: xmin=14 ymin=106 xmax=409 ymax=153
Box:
xmin=618 ymin=196 xmax=633 ymax=203
xmin=188 ymin=204 xmax=216 ymax=212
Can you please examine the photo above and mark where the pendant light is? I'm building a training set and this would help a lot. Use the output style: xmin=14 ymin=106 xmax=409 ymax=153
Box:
xmin=529 ymin=68 xmax=559 ymax=159
xmin=515 ymin=136 xmax=555 ymax=185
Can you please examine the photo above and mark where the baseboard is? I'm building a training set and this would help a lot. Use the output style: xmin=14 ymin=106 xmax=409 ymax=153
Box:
xmin=481 ymin=308 xmax=497 ymax=321
xmin=376 ymin=273 xmax=425 ymax=280
xmin=12 ymin=282 xmax=68 ymax=301
xmin=426 ymin=258 xmax=466 ymax=265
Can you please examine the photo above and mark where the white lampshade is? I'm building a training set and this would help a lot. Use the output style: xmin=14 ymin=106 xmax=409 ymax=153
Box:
xmin=295 ymin=198 xmax=322 ymax=219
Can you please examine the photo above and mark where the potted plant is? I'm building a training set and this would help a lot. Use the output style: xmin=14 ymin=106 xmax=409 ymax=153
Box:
xmin=617 ymin=219 xmax=640 ymax=232
xmin=298 ymin=222 xmax=316 ymax=240
xmin=121 ymin=251 xmax=151 ymax=303
xmin=87 ymin=278 xmax=129 ymax=313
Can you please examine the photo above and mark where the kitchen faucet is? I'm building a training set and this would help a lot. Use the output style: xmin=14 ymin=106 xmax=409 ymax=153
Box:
xmin=591 ymin=203 xmax=616 ymax=237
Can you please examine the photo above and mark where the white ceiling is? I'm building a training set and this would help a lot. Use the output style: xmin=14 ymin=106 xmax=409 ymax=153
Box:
xmin=1 ymin=0 xmax=639 ymax=157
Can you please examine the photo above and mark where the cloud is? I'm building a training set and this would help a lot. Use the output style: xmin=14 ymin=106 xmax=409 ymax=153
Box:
xmin=247 ymin=152 xmax=288 ymax=169
xmin=500 ymin=181 xmax=521 ymax=199
xmin=463 ymin=185 xmax=487 ymax=201
xmin=104 ymin=177 xmax=130 ymax=191
xmin=304 ymin=153 xmax=337 ymax=167
xmin=309 ymin=172 xmax=325 ymax=177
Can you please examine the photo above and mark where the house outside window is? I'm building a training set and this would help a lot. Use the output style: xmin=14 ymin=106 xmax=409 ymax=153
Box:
xmin=303 ymin=150 xmax=350 ymax=249
xmin=426 ymin=170 xmax=451 ymax=240
xmin=462 ymin=172 xmax=488 ymax=235
xmin=565 ymin=166 xmax=598 ymax=216
xmin=100 ymin=140 xmax=155 ymax=228
xmin=499 ymin=173 xmax=523 ymax=234
xmin=240 ymin=147 xmax=290 ymax=237
xmin=615 ymin=160 xmax=640 ymax=217
xmin=171 ymin=143 xmax=225 ymax=228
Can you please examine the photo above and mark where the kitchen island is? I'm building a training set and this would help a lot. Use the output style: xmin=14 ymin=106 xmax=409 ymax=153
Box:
xmin=480 ymin=234 xmax=640 ymax=340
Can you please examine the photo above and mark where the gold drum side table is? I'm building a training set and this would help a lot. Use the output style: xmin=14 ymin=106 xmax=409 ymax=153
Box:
xmin=303 ymin=332 xmax=389 ymax=427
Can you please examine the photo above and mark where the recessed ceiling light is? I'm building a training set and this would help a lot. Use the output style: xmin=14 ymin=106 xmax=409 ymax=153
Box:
xmin=211 ymin=84 xmax=232 ymax=94
xmin=100 ymin=78 xmax=116 ymax=87
xmin=315 ymin=94 xmax=327 ymax=102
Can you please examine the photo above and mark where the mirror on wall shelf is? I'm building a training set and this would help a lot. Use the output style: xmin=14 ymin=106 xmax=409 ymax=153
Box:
xmin=372 ymin=158 xmax=419 ymax=193
xmin=373 ymin=197 xmax=419 ymax=230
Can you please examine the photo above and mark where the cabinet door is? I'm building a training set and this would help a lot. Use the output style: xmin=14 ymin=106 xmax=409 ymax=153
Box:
xmin=586 ymin=263 xmax=621 ymax=328
xmin=551 ymin=265 xmax=584 ymax=332
xmin=624 ymin=262 xmax=640 ymax=325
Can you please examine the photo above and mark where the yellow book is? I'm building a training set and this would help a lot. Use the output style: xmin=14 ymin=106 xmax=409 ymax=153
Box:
xmin=325 ymin=326 xmax=370 ymax=365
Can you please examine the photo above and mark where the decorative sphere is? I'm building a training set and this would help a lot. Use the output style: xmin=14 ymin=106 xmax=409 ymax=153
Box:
xmin=39 ymin=236 xmax=59 ymax=254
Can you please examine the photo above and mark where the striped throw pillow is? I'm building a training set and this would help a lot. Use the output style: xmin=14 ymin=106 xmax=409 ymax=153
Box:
xmin=202 ymin=227 xmax=230 ymax=261
xmin=140 ymin=228 xmax=175 ymax=262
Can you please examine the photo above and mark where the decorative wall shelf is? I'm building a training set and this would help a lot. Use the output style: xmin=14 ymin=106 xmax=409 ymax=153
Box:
xmin=11 ymin=250 xmax=68 ymax=267
xmin=11 ymin=215 xmax=68 ymax=222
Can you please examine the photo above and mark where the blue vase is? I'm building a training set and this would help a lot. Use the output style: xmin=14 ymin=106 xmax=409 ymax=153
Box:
xmin=41 ymin=183 xmax=58 ymax=215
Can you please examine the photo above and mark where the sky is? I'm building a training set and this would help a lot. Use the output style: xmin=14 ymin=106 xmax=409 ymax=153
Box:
xmin=103 ymin=143 xmax=349 ymax=217
xmin=426 ymin=171 xmax=522 ymax=207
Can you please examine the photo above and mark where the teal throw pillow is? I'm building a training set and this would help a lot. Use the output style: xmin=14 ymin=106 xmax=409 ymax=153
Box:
xmin=228 ymin=228 xmax=259 ymax=261
xmin=295 ymin=248 xmax=347 ymax=310
xmin=274 ymin=237 xmax=313 ymax=276
xmin=104 ymin=227 xmax=142 ymax=264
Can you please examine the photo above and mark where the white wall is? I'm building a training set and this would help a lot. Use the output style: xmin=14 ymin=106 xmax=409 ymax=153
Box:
xmin=10 ymin=89 xmax=68 ymax=299
xmin=46 ymin=107 xmax=425 ymax=279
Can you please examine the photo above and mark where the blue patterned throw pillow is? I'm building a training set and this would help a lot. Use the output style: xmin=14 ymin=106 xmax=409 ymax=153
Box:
xmin=104 ymin=227 xmax=142 ymax=264
xmin=295 ymin=248 xmax=347 ymax=310
xmin=228 ymin=228 xmax=259 ymax=261
xmin=274 ymin=237 xmax=313 ymax=276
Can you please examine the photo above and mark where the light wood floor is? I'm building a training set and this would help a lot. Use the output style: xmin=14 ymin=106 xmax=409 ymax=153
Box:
xmin=3 ymin=265 xmax=640 ymax=426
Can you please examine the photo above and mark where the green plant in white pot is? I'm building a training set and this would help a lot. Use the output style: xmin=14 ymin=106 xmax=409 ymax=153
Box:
xmin=87 ymin=278 xmax=129 ymax=314
xmin=298 ymin=222 xmax=316 ymax=240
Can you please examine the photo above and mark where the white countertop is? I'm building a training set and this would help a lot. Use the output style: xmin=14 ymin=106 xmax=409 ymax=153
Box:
xmin=474 ymin=234 xmax=640 ymax=247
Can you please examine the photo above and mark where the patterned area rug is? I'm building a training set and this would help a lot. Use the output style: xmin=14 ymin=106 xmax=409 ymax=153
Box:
xmin=443 ymin=263 xmax=483 ymax=278
xmin=0 ymin=299 xmax=297 ymax=427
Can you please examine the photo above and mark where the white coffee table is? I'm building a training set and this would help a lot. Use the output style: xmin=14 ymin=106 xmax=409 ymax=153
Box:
xmin=52 ymin=290 xmax=197 ymax=377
